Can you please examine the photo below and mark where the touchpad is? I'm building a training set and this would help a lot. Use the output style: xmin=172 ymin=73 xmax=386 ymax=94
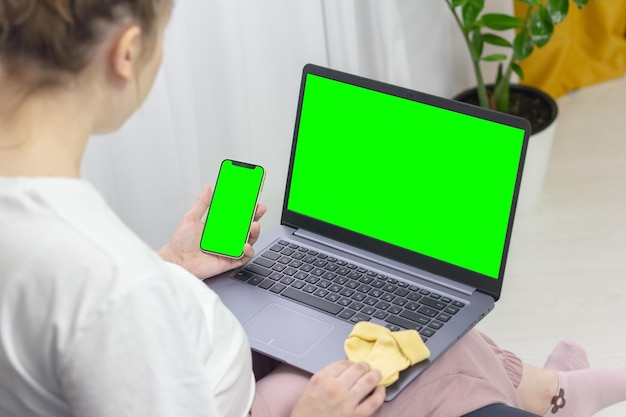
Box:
xmin=244 ymin=304 xmax=334 ymax=357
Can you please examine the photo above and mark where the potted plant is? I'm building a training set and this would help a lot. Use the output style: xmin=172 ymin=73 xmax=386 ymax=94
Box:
xmin=445 ymin=0 xmax=595 ymax=212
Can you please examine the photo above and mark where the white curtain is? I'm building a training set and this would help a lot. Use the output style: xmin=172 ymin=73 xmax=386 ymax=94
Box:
xmin=82 ymin=0 xmax=511 ymax=249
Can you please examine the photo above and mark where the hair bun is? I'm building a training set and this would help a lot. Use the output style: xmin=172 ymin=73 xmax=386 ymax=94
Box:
xmin=0 ymin=0 xmax=163 ymax=83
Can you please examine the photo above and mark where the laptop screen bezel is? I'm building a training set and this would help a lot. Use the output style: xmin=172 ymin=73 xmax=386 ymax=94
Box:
xmin=281 ymin=64 xmax=530 ymax=300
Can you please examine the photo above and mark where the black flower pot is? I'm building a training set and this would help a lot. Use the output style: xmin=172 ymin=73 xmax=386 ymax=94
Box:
xmin=453 ymin=84 xmax=558 ymax=135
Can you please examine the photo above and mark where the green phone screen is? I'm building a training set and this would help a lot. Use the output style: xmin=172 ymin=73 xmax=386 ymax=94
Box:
xmin=200 ymin=159 xmax=265 ymax=258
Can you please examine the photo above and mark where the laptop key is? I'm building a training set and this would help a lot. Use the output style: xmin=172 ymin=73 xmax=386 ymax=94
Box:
xmin=277 ymin=256 xmax=291 ymax=264
xmin=325 ymin=293 xmax=340 ymax=302
xmin=350 ymin=314 xmax=370 ymax=323
xmin=234 ymin=270 xmax=252 ymax=281
xmin=444 ymin=306 xmax=460 ymax=315
xmin=311 ymin=268 xmax=325 ymax=276
xmin=420 ymin=327 xmax=436 ymax=338
xmin=262 ymin=251 xmax=281 ymax=261
xmin=388 ymin=306 xmax=402 ymax=315
xmin=394 ymin=288 xmax=409 ymax=297
xmin=338 ymin=297 xmax=351 ymax=306
xmin=417 ymin=306 xmax=439 ymax=317
xmin=281 ymin=288 xmax=343 ymax=315
xmin=348 ymin=301 xmax=364 ymax=311
xmin=437 ymin=312 xmax=452 ymax=322
xmin=291 ymin=280 xmax=305 ymax=289
xmin=361 ymin=306 xmax=376 ymax=316
xmin=288 ymin=260 xmax=303 ymax=268
xmin=399 ymin=310 xmax=430 ymax=325
xmin=428 ymin=321 xmax=444 ymax=330
xmin=247 ymin=275 xmax=264 ymax=286
xmin=359 ymin=276 xmax=374 ymax=284
xmin=420 ymin=297 xmax=447 ymax=310
xmin=314 ymin=289 xmax=329 ymax=298
xmin=405 ymin=301 xmax=420 ymax=311
xmin=386 ymin=315 xmax=421 ymax=330
xmin=245 ymin=264 xmax=272 ymax=277
xmin=351 ymin=293 xmax=366 ymax=302
xmin=268 ymin=272 xmax=283 ymax=281
xmin=283 ymin=267 xmax=298 ymax=276
xmin=302 ymin=255 xmax=317 ymax=263
xmin=269 ymin=244 xmax=284 ymax=252
xmin=375 ymin=301 xmax=390 ymax=310
xmin=339 ymin=309 xmax=356 ymax=320
xmin=363 ymin=296 xmax=378 ymax=306
xmin=328 ymin=284 xmax=342 ymax=293
xmin=294 ymin=271 xmax=308 ymax=280
xmin=373 ymin=310 xmax=388 ymax=320
xmin=406 ymin=293 xmax=421 ymax=301
xmin=269 ymin=283 xmax=286 ymax=293
xmin=317 ymin=279 xmax=332 ymax=288
xmin=254 ymin=257 xmax=275 ymax=268
xmin=258 ymin=279 xmax=274 ymax=290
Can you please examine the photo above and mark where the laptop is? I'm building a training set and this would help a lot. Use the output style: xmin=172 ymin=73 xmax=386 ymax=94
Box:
xmin=206 ymin=64 xmax=530 ymax=400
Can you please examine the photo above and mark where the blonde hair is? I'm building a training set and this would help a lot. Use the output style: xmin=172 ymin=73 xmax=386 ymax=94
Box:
xmin=0 ymin=0 xmax=168 ymax=86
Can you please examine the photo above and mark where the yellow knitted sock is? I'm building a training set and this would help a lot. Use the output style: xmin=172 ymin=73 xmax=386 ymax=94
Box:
xmin=344 ymin=322 xmax=430 ymax=386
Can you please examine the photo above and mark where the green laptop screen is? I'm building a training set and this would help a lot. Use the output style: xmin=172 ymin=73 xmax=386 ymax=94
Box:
xmin=286 ymin=74 xmax=525 ymax=279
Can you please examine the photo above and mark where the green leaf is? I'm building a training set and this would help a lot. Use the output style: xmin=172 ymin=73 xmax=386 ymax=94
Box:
xmin=513 ymin=29 xmax=534 ymax=60
xmin=516 ymin=0 xmax=541 ymax=5
xmin=529 ymin=6 xmax=554 ymax=47
xmin=462 ymin=0 xmax=485 ymax=26
xmin=573 ymin=0 xmax=589 ymax=8
xmin=546 ymin=0 xmax=569 ymax=24
xmin=470 ymin=31 xmax=484 ymax=60
xmin=481 ymin=54 xmax=508 ymax=62
xmin=493 ymin=77 xmax=511 ymax=113
xmin=482 ymin=14 xmax=524 ymax=31
xmin=451 ymin=0 xmax=467 ymax=7
xmin=482 ymin=33 xmax=513 ymax=48
xmin=511 ymin=62 xmax=525 ymax=80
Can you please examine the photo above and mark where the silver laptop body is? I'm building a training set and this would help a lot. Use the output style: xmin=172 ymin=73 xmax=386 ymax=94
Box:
xmin=206 ymin=64 xmax=530 ymax=400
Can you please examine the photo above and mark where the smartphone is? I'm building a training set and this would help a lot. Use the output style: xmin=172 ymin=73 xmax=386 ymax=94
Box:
xmin=199 ymin=159 xmax=265 ymax=258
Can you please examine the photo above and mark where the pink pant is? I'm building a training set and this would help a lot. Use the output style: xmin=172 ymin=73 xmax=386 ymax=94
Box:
xmin=250 ymin=329 xmax=524 ymax=417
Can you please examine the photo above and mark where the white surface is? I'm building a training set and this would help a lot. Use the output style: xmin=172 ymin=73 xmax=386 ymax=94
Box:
xmin=477 ymin=75 xmax=626 ymax=416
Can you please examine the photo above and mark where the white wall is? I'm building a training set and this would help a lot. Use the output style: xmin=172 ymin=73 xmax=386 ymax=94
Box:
xmin=82 ymin=0 xmax=511 ymax=249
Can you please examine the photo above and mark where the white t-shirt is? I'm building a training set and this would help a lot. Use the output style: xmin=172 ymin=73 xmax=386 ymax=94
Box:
xmin=0 ymin=178 xmax=255 ymax=417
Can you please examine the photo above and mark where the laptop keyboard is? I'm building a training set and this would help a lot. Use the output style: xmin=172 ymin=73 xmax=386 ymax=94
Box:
xmin=234 ymin=239 xmax=465 ymax=342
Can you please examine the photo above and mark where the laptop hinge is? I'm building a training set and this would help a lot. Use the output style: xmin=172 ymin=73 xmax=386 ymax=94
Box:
xmin=293 ymin=229 xmax=475 ymax=297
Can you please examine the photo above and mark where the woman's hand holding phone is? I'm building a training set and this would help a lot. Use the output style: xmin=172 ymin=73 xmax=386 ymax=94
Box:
xmin=158 ymin=184 xmax=267 ymax=279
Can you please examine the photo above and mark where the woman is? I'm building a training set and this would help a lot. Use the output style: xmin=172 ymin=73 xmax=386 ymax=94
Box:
xmin=1 ymin=1 xmax=625 ymax=416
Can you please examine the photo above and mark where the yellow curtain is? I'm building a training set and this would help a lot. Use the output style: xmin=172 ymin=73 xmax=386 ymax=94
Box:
xmin=514 ymin=1 xmax=626 ymax=99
